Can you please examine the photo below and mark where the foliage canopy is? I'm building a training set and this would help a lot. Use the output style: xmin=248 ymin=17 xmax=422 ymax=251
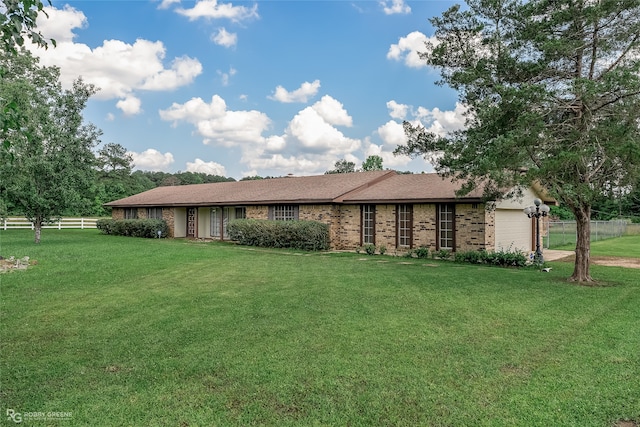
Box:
xmin=0 ymin=50 xmax=100 ymax=243
xmin=395 ymin=0 xmax=640 ymax=282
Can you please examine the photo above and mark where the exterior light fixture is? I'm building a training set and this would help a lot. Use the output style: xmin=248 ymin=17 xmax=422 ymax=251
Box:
xmin=524 ymin=198 xmax=550 ymax=265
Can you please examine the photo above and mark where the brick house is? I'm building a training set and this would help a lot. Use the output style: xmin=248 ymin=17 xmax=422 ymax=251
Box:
xmin=105 ymin=170 xmax=552 ymax=254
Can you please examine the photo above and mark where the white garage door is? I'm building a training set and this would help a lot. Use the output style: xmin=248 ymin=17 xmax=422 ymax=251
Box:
xmin=495 ymin=209 xmax=532 ymax=252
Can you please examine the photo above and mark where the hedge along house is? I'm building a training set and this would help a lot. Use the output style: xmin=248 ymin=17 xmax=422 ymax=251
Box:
xmin=104 ymin=170 xmax=553 ymax=254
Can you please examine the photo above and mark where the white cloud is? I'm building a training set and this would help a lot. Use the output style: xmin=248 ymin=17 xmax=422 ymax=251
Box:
xmin=159 ymin=95 xmax=271 ymax=147
xmin=377 ymin=120 xmax=407 ymax=146
xmin=264 ymin=135 xmax=286 ymax=152
xmin=186 ymin=158 xmax=227 ymax=175
xmin=35 ymin=4 xmax=87 ymax=42
xmin=212 ymin=27 xmax=237 ymax=48
xmin=269 ymin=80 xmax=321 ymax=103
xmin=176 ymin=0 xmax=259 ymax=22
xmin=30 ymin=5 xmax=202 ymax=106
xmin=386 ymin=100 xmax=408 ymax=120
xmin=416 ymin=102 xmax=468 ymax=137
xmin=129 ymin=149 xmax=175 ymax=171
xmin=158 ymin=0 xmax=181 ymax=9
xmin=106 ymin=113 xmax=115 ymax=121
xmin=237 ymin=96 xmax=360 ymax=176
xmin=218 ymin=67 xmax=237 ymax=86
xmin=160 ymin=91 xmax=361 ymax=177
xmin=387 ymin=31 xmax=436 ymax=68
xmin=286 ymin=106 xmax=360 ymax=155
xmin=241 ymin=154 xmax=321 ymax=176
xmin=116 ymin=96 xmax=142 ymax=116
xmin=380 ymin=0 xmax=411 ymax=15
xmin=311 ymin=95 xmax=352 ymax=127
xmin=140 ymin=56 xmax=203 ymax=91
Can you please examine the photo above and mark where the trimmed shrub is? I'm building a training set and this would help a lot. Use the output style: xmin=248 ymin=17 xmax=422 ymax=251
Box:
xmin=454 ymin=250 xmax=486 ymax=264
xmin=433 ymin=249 xmax=452 ymax=260
xmin=414 ymin=245 xmax=430 ymax=259
xmin=364 ymin=244 xmax=376 ymax=255
xmin=227 ymin=219 xmax=329 ymax=251
xmin=454 ymin=248 xmax=527 ymax=268
xmin=97 ymin=219 xmax=169 ymax=238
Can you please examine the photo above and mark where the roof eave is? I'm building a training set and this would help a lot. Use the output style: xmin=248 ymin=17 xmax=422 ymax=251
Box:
xmin=343 ymin=197 xmax=486 ymax=204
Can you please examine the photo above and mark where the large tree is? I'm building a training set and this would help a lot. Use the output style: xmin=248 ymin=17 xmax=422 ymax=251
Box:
xmin=395 ymin=0 xmax=640 ymax=283
xmin=0 ymin=50 xmax=101 ymax=243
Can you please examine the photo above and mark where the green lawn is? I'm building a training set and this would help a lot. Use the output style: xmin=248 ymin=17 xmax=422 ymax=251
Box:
xmin=553 ymin=235 xmax=640 ymax=258
xmin=1 ymin=230 xmax=639 ymax=426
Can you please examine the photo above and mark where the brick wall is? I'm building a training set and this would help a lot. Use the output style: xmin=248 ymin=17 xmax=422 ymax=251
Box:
xmin=335 ymin=205 xmax=360 ymax=250
xmin=112 ymin=208 xmax=124 ymax=220
xmin=336 ymin=203 xmax=491 ymax=253
xmin=246 ymin=206 xmax=268 ymax=219
xmin=455 ymin=204 xmax=488 ymax=252
xmin=115 ymin=202 xmax=493 ymax=251
xmin=412 ymin=204 xmax=437 ymax=250
xmin=163 ymin=208 xmax=175 ymax=237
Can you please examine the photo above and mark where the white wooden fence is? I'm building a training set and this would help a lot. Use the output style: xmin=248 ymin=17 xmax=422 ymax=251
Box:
xmin=2 ymin=217 xmax=100 ymax=230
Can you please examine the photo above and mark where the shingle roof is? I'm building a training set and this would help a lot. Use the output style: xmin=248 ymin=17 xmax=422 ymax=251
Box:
xmin=105 ymin=171 xmax=489 ymax=207
xmin=105 ymin=170 xmax=397 ymax=207
xmin=340 ymin=173 xmax=485 ymax=203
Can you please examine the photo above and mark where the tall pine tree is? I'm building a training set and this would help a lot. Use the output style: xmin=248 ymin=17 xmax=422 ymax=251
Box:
xmin=396 ymin=0 xmax=640 ymax=282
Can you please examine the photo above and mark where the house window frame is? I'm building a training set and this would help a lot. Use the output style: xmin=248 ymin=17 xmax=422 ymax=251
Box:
xmin=268 ymin=205 xmax=299 ymax=221
xmin=147 ymin=207 xmax=163 ymax=220
xmin=361 ymin=204 xmax=376 ymax=245
xmin=396 ymin=204 xmax=413 ymax=249
xmin=437 ymin=204 xmax=455 ymax=251
xmin=124 ymin=208 xmax=138 ymax=219
xmin=211 ymin=206 xmax=247 ymax=239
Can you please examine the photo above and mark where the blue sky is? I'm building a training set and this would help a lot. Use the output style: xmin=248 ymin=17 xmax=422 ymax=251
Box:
xmin=29 ymin=0 xmax=467 ymax=179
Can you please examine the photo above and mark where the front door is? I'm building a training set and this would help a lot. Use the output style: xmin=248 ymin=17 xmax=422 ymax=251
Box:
xmin=187 ymin=208 xmax=197 ymax=237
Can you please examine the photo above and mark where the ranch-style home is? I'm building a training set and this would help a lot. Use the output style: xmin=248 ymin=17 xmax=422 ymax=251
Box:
xmin=105 ymin=170 xmax=553 ymax=254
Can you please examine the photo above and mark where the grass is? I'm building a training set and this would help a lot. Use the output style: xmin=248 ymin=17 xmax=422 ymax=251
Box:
xmin=553 ymin=235 xmax=640 ymax=258
xmin=1 ymin=229 xmax=639 ymax=426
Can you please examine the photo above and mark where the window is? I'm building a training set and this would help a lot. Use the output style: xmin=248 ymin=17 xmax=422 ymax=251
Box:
xmin=124 ymin=208 xmax=138 ymax=219
xmin=438 ymin=204 xmax=455 ymax=250
xmin=211 ymin=208 xmax=221 ymax=238
xmin=211 ymin=207 xmax=247 ymax=239
xmin=147 ymin=207 xmax=163 ymax=219
xmin=361 ymin=205 xmax=375 ymax=245
xmin=397 ymin=204 xmax=413 ymax=248
xmin=269 ymin=205 xmax=299 ymax=221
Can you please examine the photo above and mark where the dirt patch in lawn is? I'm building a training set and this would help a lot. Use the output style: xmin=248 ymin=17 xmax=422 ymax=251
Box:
xmin=554 ymin=254 xmax=640 ymax=269
xmin=0 ymin=256 xmax=36 ymax=273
